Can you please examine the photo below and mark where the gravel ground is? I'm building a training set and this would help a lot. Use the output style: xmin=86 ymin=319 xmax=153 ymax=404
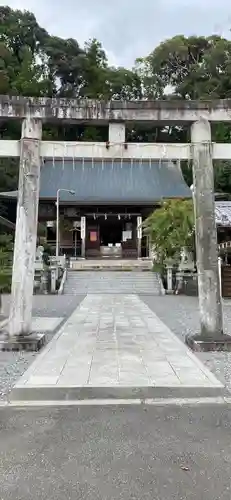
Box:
xmin=142 ymin=295 xmax=231 ymax=393
xmin=0 ymin=294 xmax=85 ymax=400
xmin=0 ymin=352 xmax=36 ymax=399
xmin=1 ymin=294 xmax=85 ymax=319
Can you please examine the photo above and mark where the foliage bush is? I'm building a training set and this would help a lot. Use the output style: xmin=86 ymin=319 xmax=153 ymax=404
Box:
xmin=144 ymin=199 xmax=194 ymax=271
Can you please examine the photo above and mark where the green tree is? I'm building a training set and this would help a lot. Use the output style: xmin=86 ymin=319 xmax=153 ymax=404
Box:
xmin=138 ymin=35 xmax=231 ymax=100
xmin=0 ymin=6 xmax=48 ymax=57
xmin=137 ymin=35 xmax=231 ymax=191
xmin=2 ymin=7 xmax=231 ymax=196
xmin=105 ymin=67 xmax=142 ymax=100
xmin=80 ymin=39 xmax=142 ymax=100
xmin=143 ymin=199 xmax=194 ymax=268
xmin=0 ymin=42 xmax=11 ymax=93
xmin=44 ymin=35 xmax=84 ymax=97
xmin=0 ymin=6 xmax=51 ymax=95
xmin=11 ymin=47 xmax=51 ymax=97
xmin=81 ymin=38 xmax=108 ymax=98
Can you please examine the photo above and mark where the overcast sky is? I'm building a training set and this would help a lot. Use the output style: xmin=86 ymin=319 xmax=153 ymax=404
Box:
xmin=1 ymin=0 xmax=231 ymax=67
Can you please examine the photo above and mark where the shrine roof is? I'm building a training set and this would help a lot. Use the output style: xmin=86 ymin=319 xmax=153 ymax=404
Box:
xmin=0 ymin=159 xmax=191 ymax=204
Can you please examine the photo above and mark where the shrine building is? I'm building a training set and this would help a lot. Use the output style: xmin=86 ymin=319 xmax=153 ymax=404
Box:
xmin=1 ymin=156 xmax=190 ymax=259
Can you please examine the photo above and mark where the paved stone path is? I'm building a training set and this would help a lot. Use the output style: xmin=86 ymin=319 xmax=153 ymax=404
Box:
xmin=10 ymin=294 xmax=223 ymax=402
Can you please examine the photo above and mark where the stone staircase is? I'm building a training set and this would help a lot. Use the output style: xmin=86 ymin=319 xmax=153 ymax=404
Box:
xmin=64 ymin=270 xmax=162 ymax=295
xmin=69 ymin=258 xmax=152 ymax=271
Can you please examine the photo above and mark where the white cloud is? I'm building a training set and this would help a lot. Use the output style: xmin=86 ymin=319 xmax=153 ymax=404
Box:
xmin=1 ymin=0 xmax=231 ymax=66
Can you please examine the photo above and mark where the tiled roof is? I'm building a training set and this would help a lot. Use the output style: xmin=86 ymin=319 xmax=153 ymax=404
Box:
xmin=38 ymin=159 xmax=190 ymax=204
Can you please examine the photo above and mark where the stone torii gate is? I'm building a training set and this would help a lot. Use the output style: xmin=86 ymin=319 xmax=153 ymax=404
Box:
xmin=0 ymin=95 xmax=230 ymax=343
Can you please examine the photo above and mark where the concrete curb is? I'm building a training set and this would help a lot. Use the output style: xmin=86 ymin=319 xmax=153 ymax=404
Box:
xmin=9 ymin=384 xmax=225 ymax=403
xmin=1 ymin=396 xmax=228 ymax=407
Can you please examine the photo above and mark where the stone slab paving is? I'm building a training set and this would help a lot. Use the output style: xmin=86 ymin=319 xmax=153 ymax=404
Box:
xmin=10 ymin=294 xmax=223 ymax=401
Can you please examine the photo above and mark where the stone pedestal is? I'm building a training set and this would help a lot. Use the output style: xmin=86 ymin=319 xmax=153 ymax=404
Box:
xmin=166 ymin=265 xmax=173 ymax=293
xmin=179 ymin=248 xmax=194 ymax=272
xmin=186 ymin=334 xmax=231 ymax=352
xmin=0 ymin=333 xmax=46 ymax=352
xmin=191 ymin=119 xmax=223 ymax=337
xmin=8 ymin=117 xmax=42 ymax=337
xmin=50 ymin=266 xmax=57 ymax=293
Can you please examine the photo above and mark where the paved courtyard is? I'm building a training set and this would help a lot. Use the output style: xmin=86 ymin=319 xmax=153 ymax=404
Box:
xmin=10 ymin=294 xmax=223 ymax=402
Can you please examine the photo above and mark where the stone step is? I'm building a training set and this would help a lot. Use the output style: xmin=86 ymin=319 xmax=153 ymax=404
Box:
xmin=69 ymin=259 xmax=153 ymax=272
xmin=66 ymin=275 xmax=160 ymax=281
xmin=64 ymin=271 xmax=162 ymax=295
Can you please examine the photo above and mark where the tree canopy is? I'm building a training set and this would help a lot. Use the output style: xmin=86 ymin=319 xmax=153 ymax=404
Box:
xmin=137 ymin=34 xmax=231 ymax=100
xmin=143 ymin=199 xmax=194 ymax=268
xmin=1 ymin=6 xmax=231 ymax=197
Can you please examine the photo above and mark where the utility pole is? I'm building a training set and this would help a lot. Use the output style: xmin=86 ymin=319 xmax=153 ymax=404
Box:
xmin=191 ymin=118 xmax=223 ymax=338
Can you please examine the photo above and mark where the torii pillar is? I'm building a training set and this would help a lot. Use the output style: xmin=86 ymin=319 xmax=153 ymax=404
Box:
xmin=189 ymin=118 xmax=223 ymax=343
xmin=8 ymin=117 xmax=42 ymax=340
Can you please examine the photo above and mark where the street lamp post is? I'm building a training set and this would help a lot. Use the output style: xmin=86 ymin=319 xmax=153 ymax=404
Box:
xmin=56 ymin=189 xmax=75 ymax=258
